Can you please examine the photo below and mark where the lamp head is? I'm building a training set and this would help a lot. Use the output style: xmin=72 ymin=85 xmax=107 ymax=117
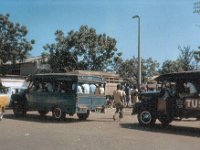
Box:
xmin=132 ymin=15 xmax=139 ymax=19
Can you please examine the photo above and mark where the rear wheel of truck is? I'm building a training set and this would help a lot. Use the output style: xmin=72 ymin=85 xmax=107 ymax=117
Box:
xmin=138 ymin=109 xmax=156 ymax=127
xmin=158 ymin=115 xmax=173 ymax=126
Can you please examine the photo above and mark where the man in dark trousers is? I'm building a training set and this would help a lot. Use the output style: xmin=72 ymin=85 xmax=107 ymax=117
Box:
xmin=124 ymin=83 xmax=130 ymax=107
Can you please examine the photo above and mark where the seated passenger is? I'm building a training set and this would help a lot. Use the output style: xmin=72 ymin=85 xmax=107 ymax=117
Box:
xmin=159 ymin=82 xmax=171 ymax=100
xmin=82 ymin=83 xmax=90 ymax=94
xmin=45 ymin=82 xmax=53 ymax=92
xmin=99 ymin=84 xmax=105 ymax=94
xmin=89 ymin=84 xmax=96 ymax=94
xmin=95 ymin=84 xmax=104 ymax=95
xmin=95 ymin=84 xmax=101 ymax=95
xmin=184 ymin=82 xmax=198 ymax=97
xmin=77 ymin=84 xmax=83 ymax=94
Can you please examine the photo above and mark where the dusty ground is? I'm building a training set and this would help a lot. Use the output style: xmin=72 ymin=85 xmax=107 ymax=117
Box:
xmin=0 ymin=108 xmax=199 ymax=150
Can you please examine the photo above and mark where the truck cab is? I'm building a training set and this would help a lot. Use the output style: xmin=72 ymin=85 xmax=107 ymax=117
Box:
xmin=132 ymin=71 xmax=200 ymax=127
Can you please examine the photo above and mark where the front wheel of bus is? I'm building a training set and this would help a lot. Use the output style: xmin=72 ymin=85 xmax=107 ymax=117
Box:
xmin=77 ymin=110 xmax=90 ymax=120
xmin=13 ymin=104 xmax=26 ymax=117
xmin=52 ymin=107 xmax=62 ymax=120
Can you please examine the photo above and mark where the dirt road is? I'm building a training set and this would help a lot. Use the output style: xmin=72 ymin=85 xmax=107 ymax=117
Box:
xmin=0 ymin=108 xmax=199 ymax=150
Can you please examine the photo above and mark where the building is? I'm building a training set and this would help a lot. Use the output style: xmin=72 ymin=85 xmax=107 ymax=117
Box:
xmin=0 ymin=56 xmax=50 ymax=76
xmin=0 ymin=57 xmax=122 ymax=96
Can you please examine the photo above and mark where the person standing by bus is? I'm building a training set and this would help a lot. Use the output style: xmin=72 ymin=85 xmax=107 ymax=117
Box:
xmin=113 ymin=84 xmax=124 ymax=121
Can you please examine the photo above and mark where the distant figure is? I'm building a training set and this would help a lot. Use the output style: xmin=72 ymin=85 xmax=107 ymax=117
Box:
xmin=124 ymin=83 xmax=130 ymax=107
xmin=131 ymin=86 xmax=139 ymax=105
xmin=113 ymin=84 xmax=124 ymax=120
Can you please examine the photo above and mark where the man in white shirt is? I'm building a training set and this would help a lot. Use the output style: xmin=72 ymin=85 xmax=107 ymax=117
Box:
xmin=89 ymin=84 xmax=96 ymax=94
xmin=82 ymin=83 xmax=90 ymax=94
xmin=184 ymin=82 xmax=198 ymax=97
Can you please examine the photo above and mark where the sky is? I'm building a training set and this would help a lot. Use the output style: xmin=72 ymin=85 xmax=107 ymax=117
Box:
xmin=1 ymin=0 xmax=200 ymax=64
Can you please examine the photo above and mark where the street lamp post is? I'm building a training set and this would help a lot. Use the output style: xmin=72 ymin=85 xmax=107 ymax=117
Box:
xmin=132 ymin=15 xmax=141 ymax=89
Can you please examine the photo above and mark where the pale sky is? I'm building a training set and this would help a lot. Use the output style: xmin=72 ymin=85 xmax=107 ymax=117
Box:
xmin=1 ymin=0 xmax=200 ymax=64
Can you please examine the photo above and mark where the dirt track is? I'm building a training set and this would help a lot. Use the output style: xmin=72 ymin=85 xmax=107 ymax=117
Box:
xmin=0 ymin=108 xmax=199 ymax=150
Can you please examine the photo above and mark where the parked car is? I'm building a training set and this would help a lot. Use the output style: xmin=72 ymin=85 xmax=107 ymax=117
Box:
xmin=11 ymin=73 xmax=106 ymax=120
xmin=132 ymin=71 xmax=200 ymax=127
xmin=0 ymin=87 xmax=9 ymax=120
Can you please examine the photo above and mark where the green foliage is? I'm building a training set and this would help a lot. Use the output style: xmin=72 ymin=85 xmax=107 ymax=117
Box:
xmin=142 ymin=57 xmax=159 ymax=77
xmin=193 ymin=46 xmax=200 ymax=67
xmin=177 ymin=46 xmax=194 ymax=71
xmin=160 ymin=46 xmax=195 ymax=74
xmin=0 ymin=14 xmax=35 ymax=64
xmin=117 ymin=57 xmax=159 ymax=85
xmin=160 ymin=60 xmax=181 ymax=74
xmin=44 ymin=25 xmax=120 ymax=72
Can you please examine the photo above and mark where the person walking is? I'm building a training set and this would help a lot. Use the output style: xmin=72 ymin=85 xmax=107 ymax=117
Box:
xmin=124 ymin=83 xmax=130 ymax=107
xmin=131 ymin=86 xmax=139 ymax=106
xmin=113 ymin=84 xmax=124 ymax=121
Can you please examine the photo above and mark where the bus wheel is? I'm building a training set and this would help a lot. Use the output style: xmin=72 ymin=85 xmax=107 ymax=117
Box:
xmin=13 ymin=104 xmax=26 ymax=117
xmin=52 ymin=107 xmax=62 ymax=120
xmin=77 ymin=110 xmax=90 ymax=120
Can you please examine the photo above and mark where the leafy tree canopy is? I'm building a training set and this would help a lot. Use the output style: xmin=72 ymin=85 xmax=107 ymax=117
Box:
xmin=117 ymin=57 xmax=159 ymax=85
xmin=177 ymin=46 xmax=194 ymax=71
xmin=160 ymin=46 xmax=195 ymax=74
xmin=0 ymin=14 xmax=35 ymax=64
xmin=44 ymin=25 xmax=122 ymax=72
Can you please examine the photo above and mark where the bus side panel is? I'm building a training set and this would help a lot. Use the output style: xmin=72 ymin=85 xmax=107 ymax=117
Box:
xmin=58 ymin=93 xmax=77 ymax=114
xmin=90 ymin=95 xmax=106 ymax=111
xmin=27 ymin=92 xmax=77 ymax=114
xmin=77 ymin=94 xmax=92 ymax=109
xmin=77 ymin=94 xmax=106 ymax=111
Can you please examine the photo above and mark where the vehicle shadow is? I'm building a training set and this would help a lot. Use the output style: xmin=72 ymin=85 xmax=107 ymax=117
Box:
xmin=120 ymin=123 xmax=200 ymax=137
xmin=3 ymin=113 xmax=92 ymax=124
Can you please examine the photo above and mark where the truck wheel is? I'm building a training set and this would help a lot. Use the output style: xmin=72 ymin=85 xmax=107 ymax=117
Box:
xmin=77 ymin=110 xmax=90 ymax=120
xmin=158 ymin=115 xmax=173 ymax=126
xmin=138 ymin=110 xmax=156 ymax=127
xmin=13 ymin=104 xmax=26 ymax=117
xmin=52 ymin=107 xmax=62 ymax=120
xmin=38 ymin=110 xmax=49 ymax=117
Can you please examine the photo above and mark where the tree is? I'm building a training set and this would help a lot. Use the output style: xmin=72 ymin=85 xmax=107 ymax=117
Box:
xmin=0 ymin=14 xmax=35 ymax=64
xmin=117 ymin=57 xmax=159 ymax=85
xmin=44 ymin=25 xmax=121 ymax=72
xmin=142 ymin=57 xmax=159 ymax=78
xmin=117 ymin=57 xmax=138 ymax=85
xmin=177 ymin=46 xmax=194 ymax=71
xmin=160 ymin=60 xmax=181 ymax=74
